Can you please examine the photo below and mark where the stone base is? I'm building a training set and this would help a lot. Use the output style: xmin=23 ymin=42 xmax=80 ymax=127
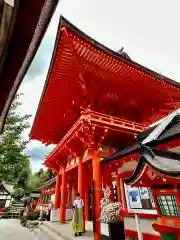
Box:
xmin=50 ymin=209 xmax=73 ymax=222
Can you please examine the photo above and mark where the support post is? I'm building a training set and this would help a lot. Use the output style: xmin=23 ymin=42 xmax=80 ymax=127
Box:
xmin=84 ymin=190 xmax=89 ymax=221
xmin=60 ymin=166 xmax=67 ymax=223
xmin=120 ymin=178 xmax=127 ymax=209
xmin=92 ymin=149 xmax=101 ymax=240
xmin=84 ymin=164 xmax=90 ymax=221
xmin=72 ymin=183 xmax=76 ymax=202
xmin=78 ymin=157 xmax=84 ymax=198
xmin=68 ymin=182 xmax=72 ymax=208
xmin=54 ymin=173 xmax=61 ymax=209
xmin=78 ymin=157 xmax=85 ymax=231
xmin=135 ymin=214 xmax=143 ymax=240
xmin=116 ymin=174 xmax=122 ymax=203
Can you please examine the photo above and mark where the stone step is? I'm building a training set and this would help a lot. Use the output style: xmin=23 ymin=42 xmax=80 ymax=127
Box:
xmin=33 ymin=227 xmax=53 ymax=240
xmin=39 ymin=224 xmax=65 ymax=240
xmin=38 ymin=222 xmax=93 ymax=240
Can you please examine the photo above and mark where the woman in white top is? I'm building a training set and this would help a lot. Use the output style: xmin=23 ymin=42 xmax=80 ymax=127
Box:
xmin=72 ymin=193 xmax=84 ymax=237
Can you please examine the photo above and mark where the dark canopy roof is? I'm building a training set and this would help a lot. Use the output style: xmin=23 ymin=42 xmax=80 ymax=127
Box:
xmin=125 ymin=146 xmax=180 ymax=185
xmin=40 ymin=177 xmax=56 ymax=190
xmin=0 ymin=182 xmax=14 ymax=195
xmin=0 ymin=0 xmax=59 ymax=133
xmin=101 ymin=112 xmax=180 ymax=164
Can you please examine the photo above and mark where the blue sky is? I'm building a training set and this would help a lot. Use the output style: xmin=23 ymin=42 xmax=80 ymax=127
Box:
xmin=17 ymin=0 xmax=180 ymax=172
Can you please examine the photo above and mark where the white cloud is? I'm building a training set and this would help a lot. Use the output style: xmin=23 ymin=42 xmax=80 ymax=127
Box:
xmin=17 ymin=0 xmax=180 ymax=171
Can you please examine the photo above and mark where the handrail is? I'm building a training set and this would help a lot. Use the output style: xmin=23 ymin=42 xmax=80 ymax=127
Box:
xmin=45 ymin=109 xmax=146 ymax=165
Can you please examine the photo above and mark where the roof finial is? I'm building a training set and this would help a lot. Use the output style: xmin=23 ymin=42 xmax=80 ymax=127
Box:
xmin=117 ymin=47 xmax=131 ymax=60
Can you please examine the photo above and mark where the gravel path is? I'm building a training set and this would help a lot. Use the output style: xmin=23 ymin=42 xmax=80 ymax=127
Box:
xmin=0 ymin=219 xmax=36 ymax=240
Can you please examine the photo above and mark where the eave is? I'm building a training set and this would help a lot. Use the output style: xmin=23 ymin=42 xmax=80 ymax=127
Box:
xmin=0 ymin=182 xmax=14 ymax=196
xmin=30 ymin=16 xmax=180 ymax=144
xmin=0 ymin=0 xmax=59 ymax=134
xmin=40 ymin=177 xmax=56 ymax=189
xmin=125 ymin=147 xmax=180 ymax=186
xmin=101 ymin=112 xmax=180 ymax=164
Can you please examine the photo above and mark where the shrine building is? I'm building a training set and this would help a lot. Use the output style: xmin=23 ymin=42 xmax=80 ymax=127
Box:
xmin=0 ymin=182 xmax=14 ymax=215
xmin=30 ymin=16 xmax=180 ymax=240
xmin=104 ymin=111 xmax=180 ymax=239
xmin=35 ymin=177 xmax=56 ymax=212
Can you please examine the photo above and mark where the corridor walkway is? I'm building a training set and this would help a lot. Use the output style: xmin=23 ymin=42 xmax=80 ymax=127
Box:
xmin=0 ymin=219 xmax=36 ymax=240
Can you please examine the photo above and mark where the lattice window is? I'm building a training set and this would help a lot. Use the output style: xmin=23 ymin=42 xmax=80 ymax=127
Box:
xmin=156 ymin=195 xmax=180 ymax=217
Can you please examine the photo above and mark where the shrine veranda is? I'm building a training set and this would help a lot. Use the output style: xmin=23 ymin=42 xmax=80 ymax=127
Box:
xmin=30 ymin=16 xmax=180 ymax=240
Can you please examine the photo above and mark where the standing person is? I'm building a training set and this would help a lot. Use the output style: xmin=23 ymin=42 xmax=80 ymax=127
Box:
xmin=47 ymin=200 xmax=53 ymax=221
xmin=72 ymin=193 xmax=84 ymax=237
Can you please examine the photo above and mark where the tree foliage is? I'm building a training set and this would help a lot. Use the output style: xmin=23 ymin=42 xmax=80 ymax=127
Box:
xmin=0 ymin=94 xmax=55 ymax=198
xmin=30 ymin=168 xmax=55 ymax=190
xmin=0 ymin=94 xmax=32 ymax=195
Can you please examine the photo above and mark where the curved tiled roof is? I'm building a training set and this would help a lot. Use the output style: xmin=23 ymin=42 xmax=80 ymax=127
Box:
xmin=0 ymin=182 xmax=14 ymax=195
xmin=101 ymin=112 xmax=180 ymax=164
xmin=30 ymin=16 xmax=180 ymax=144
xmin=125 ymin=146 xmax=180 ymax=185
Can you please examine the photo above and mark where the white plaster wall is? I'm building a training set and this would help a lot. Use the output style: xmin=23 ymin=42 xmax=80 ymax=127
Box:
xmin=124 ymin=217 xmax=160 ymax=236
xmin=0 ymin=196 xmax=7 ymax=200
xmin=50 ymin=208 xmax=73 ymax=222
xmin=5 ymin=199 xmax=11 ymax=208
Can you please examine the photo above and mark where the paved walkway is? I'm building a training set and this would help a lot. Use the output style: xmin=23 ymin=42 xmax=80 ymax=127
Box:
xmin=0 ymin=219 xmax=35 ymax=240
xmin=42 ymin=221 xmax=93 ymax=239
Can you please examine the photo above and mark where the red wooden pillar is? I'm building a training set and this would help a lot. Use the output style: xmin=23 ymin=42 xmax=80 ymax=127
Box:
xmin=92 ymin=150 xmax=101 ymax=240
xmin=120 ymin=176 xmax=127 ymax=209
xmin=78 ymin=157 xmax=85 ymax=231
xmin=116 ymin=174 xmax=122 ymax=203
xmin=84 ymin=166 xmax=90 ymax=221
xmin=68 ymin=183 xmax=72 ymax=207
xmin=54 ymin=173 xmax=61 ymax=209
xmin=78 ymin=157 xmax=84 ymax=198
xmin=84 ymin=189 xmax=89 ymax=221
xmin=60 ymin=166 xmax=67 ymax=223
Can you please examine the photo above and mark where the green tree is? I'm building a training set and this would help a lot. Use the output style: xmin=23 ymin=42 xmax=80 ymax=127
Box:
xmin=29 ymin=168 xmax=55 ymax=191
xmin=45 ymin=168 xmax=54 ymax=181
xmin=0 ymin=93 xmax=32 ymax=195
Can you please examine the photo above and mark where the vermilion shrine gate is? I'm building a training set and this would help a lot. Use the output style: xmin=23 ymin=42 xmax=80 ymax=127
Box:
xmin=30 ymin=16 xmax=180 ymax=240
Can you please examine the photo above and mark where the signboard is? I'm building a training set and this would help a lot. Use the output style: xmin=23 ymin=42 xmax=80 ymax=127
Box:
xmin=127 ymin=187 xmax=142 ymax=209
xmin=139 ymin=187 xmax=150 ymax=200
xmin=125 ymin=184 xmax=156 ymax=213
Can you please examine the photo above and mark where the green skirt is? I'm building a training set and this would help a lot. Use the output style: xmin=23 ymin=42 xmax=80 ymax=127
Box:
xmin=72 ymin=208 xmax=83 ymax=233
